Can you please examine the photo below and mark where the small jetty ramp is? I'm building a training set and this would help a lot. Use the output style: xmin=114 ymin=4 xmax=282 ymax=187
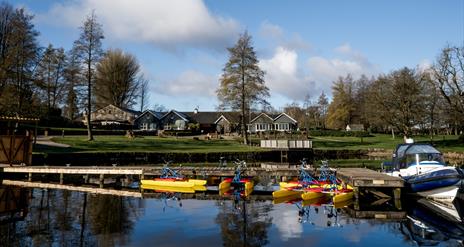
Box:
xmin=336 ymin=168 xmax=404 ymax=200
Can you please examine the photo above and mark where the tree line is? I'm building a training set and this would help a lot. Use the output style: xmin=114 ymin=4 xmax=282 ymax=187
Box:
xmin=0 ymin=3 xmax=149 ymax=140
xmin=218 ymin=32 xmax=464 ymax=143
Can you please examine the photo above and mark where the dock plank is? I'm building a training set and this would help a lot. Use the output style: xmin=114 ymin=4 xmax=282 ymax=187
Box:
xmin=337 ymin=168 xmax=404 ymax=188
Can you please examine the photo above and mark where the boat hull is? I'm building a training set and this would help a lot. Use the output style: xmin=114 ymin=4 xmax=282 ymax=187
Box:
xmin=272 ymin=189 xmax=302 ymax=198
xmin=141 ymin=179 xmax=195 ymax=187
xmin=405 ymin=167 xmax=463 ymax=203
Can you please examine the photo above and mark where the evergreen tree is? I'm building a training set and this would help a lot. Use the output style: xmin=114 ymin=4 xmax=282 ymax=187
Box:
xmin=217 ymin=32 xmax=269 ymax=144
xmin=72 ymin=11 xmax=104 ymax=141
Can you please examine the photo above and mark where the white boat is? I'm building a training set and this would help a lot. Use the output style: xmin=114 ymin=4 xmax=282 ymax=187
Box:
xmin=383 ymin=142 xmax=464 ymax=203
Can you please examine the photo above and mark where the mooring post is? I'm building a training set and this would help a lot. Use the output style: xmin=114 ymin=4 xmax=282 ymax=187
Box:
xmin=353 ymin=187 xmax=360 ymax=200
xmin=84 ymin=174 xmax=89 ymax=183
xmin=59 ymin=173 xmax=64 ymax=184
xmin=393 ymin=188 xmax=401 ymax=200
xmin=393 ymin=188 xmax=401 ymax=210
xmin=28 ymin=172 xmax=32 ymax=182
xmin=99 ymin=174 xmax=104 ymax=188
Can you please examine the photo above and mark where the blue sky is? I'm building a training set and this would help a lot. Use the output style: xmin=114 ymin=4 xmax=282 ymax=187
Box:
xmin=11 ymin=0 xmax=464 ymax=111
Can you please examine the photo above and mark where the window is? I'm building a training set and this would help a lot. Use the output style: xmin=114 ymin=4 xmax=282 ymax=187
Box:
xmin=142 ymin=123 xmax=148 ymax=130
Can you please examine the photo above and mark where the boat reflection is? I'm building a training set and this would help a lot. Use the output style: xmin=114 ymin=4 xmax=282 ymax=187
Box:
xmin=402 ymin=197 xmax=464 ymax=246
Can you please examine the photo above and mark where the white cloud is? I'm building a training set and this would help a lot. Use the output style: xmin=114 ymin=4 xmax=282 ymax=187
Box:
xmin=260 ymin=21 xmax=284 ymax=39
xmin=306 ymin=44 xmax=380 ymax=94
xmin=156 ymin=70 xmax=217 ymax=97
xmin=260 ymin=44 xmax=379 ymax=104
xmin=259 ymin=21 xmax=311 ymax=52
xmin=37 ymin=0 xmax=240 ymax=50
xmin=260 ymin=46 xmax=315 ymax=101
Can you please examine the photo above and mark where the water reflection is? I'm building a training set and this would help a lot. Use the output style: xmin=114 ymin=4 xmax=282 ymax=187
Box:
xmin=401 ymin=198 xmax=464 ymax=246
xmin=215 ymin=197 xmax=272 ymax=247
xmin=0 ymin=185 xmax=143 ymax=247
xmin=1 ymin=182 xmax=464 ymax=246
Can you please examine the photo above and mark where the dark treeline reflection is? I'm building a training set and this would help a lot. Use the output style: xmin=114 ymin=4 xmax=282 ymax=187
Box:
xmin=215 ymin=199 xmax=273 ymax=247
xmin=0 ymin=187 xmax=144 ymax=247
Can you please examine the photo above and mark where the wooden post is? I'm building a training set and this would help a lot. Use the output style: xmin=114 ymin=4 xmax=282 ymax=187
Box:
xmin=60 ymin=173 xmax=64 ymax=184
xmin=99 ymin=174 xmax=104 ymax=188
xmin=393 ymin=188 xmax=401 ymax=200
xmin=28 ymin=172 xmax=32 ymax=182
xmin=353 ymin=187 xmax=360 ymax=201
xmin=84 ymin=174 xmax=89 ymax=183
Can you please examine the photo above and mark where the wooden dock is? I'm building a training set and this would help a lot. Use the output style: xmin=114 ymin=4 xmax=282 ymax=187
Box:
xmin=1 ymin=165 xmax=405 ymax=200
xmin=337 ymin=168 xmax=404 ymax=200
xmin=0 ymin=165 xmax=302 ymax=177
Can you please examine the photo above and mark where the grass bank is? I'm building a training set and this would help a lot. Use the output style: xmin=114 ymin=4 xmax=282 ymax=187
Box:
xmin=310 ymin=134 xmax=464 ymax=152
xmin=34 ymin=135 xmax=262 ymax=154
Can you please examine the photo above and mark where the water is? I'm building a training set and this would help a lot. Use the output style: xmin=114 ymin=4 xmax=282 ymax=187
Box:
xmin=1 ymin=185 xmax=463 ymax=247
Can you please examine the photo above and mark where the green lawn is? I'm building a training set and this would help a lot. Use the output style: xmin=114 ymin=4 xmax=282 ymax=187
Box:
xmin=310 ymin=134 xmax=464 ymax=152
xmin=33 ymin=133 xmax=464 ymax=154
xmin=34 ymin=135 xmax=262 ymax=153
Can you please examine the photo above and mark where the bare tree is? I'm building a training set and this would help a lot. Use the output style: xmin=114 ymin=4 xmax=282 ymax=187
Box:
xmin=139 ymin=77 xmax=150 ymax=112
xmin=95 ymin=49 xmax=142 ymax=109
xmin=72 ymin=11 xmax=104 ymax=141
xmin=0 ymin=3 xmax=39 ymax=115
xmin=433 ymin=45 xmax=464 ymax=114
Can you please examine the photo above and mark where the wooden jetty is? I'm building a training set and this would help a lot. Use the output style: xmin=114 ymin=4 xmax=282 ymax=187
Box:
xmin=337 ymin=168 xmax=404 ymax=200
xmin=2 ymin=179 xmax=142 ymax=198
xmin=1 ymin=165 xmax=405 ymax=200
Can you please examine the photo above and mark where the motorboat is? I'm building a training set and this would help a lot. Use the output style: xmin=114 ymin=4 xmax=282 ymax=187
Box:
xmin=383 ymin=142 xmax=464 ymax=203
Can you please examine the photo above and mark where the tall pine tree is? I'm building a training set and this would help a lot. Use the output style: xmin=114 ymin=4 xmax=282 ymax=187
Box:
xmin=72 ymin=11 xmax=104 ymax=141
xmin=217 ymin=32 xmax=269 ymax=145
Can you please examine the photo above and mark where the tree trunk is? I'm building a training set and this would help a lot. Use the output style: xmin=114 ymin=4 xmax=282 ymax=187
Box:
xmin=87 ymin=48 xmax=94 ymax=141
xmin=241 ymin=65 xmax=248 ymax=145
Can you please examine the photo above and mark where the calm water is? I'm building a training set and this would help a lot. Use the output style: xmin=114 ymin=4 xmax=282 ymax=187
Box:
xmin=1 ymin=185 xmax=464 ymax=247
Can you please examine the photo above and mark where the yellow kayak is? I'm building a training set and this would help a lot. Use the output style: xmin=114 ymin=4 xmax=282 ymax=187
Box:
xmin=219 ymin=180 xmax=231 ymax=190
xmin=302 ymin=195 xmax=329 ymax=206
xmin=272 ymin=193 xmax=302 ymax=204
xmin=272 ymin=189 xmax=303 ymax=198
xmin=193 ymin=185 xmax=207 ymax=191
xmin=141 ymin=179 xmax=194 ymax=188
xmin=245 ymin=181 xmax=254 ymax=191
xmin=141 ymin=184 xmax=196 ymax=193
xmin=189 ymin=179 xmax=207 ymax=186
xmin=301 ymin=190 xmax=326 ymax=200
xmin=333 ymin=198 xmax=353 ymax=208
xmin=279 ymin=181 xmax=302 ymax=189
xmin=332 ymin=191 xmax=354 ymax=203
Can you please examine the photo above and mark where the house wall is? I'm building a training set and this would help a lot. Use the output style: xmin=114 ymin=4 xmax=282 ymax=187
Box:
xmin=216 ymin=118 xmax=231 ymax=133
xmin=91 ymin=105 xmax=136 ymax=123
xmin=160 ymin=112 xmax=187 ymax=130
xmin=134 ymin=113 xmax=159 ymax=130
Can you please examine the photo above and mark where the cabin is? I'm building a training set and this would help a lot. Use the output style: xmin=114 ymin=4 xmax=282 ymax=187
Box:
xmin=248 ymin=113 xmax=297 ymax=133
xmin=214 ymin=112 xmax=241 ymax=134
xmin=89 ymin=104 xmax=141 ymax=128
xmin=133 ymin=110 xmax=163 ymax=131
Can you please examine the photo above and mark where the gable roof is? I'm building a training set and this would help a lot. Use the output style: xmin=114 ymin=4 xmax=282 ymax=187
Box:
xmin=134 ymin=110 xmax=163 ymax=121
xmin=274 ymin=112 xmax=297 ymax=123
xmin=214 ymin=112 xmax=241 ymax=124
xmin=250 ymin=112 xmax=274 ymax=123
xmin=94 ymin=104 xmax=141 ymax=116
xmin=161 ymin=110 xmax=190 ymax=122
xmin=183 ymin=112 xmax=220 ymax=124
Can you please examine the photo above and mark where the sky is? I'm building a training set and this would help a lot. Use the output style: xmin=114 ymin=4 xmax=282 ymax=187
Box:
xmin=10 ymin=0 xmax=464 ymax=111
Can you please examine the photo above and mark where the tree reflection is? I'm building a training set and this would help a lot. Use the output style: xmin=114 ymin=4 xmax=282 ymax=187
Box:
xmin=0 ymin=186 xmax=143 ymax=247
xmin=215 ymin=198 xmax=272 ymax=247
xmin=87 ymin=194 xmax=139 ymax=247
